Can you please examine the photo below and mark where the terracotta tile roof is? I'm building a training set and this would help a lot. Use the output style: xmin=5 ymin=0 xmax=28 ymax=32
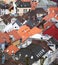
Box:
xmin=17 ymin=26 xmax=42 ymax=42
xmin=8 ymin=30 xmax=20 ymax=41
xmin=55 ymin=14 xmax=58 ymax=20
xmin=43 ymin=24 xmax=58 ymax=40
xmin=43 ymin=7 xmax=58 ymax=21
xmin=48 ymin=7 xmax=58 ymax=13
xmin=20 ymin=32 xmax=30 ymax=42
xmin=0 ymin=38 xmax=5 ymax=43
xmin=29 ymin=27 xmax=43 ymax=36
xmin=0 ymin=32 xmax=10 ymax=43
xmin=22 ymin=27 xmax=42 ymax=42
xmin=44 ymin=21 xmax=54 ymax=29
xmin=17 ymin=25 xmax=30 ymax=37
xmin=5 ymin=45 xmax=19 ymax=55
xmin=43 ymin=12 xmax=56 ymax=21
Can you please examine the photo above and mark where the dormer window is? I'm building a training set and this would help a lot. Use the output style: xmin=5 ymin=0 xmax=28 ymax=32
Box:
xmin=9 ymin=35 xmax=15 ymax=42
xmin=15 ymin=26 xmax=17 ymax=28
xmin=11 ymin=18 xmax=17 ymax=23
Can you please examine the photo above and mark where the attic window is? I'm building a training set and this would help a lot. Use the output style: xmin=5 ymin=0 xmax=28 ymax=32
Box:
xmin=9 ymin=35 xmax=15 ymax=42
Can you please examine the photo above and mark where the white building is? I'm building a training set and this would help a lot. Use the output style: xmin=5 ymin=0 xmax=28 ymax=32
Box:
xmin=0 ymin=18 xmax=6 ymax=31
xmin=3 ymin=18 xmax=22 ymax=32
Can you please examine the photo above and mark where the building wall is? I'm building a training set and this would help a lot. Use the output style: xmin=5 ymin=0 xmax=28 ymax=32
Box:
xmin=11 ymin=8 xmax=31 ymax=16
xmin=0 ymin=9 xmax=10 ymax=16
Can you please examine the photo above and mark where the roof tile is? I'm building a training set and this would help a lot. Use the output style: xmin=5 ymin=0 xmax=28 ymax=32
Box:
xmin=5 ymin=45 xmax=19 ymax=55
xmin=8 ymin=30 xmax=20 ymax=41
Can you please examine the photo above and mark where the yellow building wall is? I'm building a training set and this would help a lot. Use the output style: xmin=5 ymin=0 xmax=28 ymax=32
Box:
xmin=12 ymin=40 xmax=20 ymax=46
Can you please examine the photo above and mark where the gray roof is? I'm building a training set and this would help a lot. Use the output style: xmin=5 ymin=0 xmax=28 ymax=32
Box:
xmin=26 ymin=19 xmax=39 ymax=28
xmin=16 ymin=42 xmax=49 ymax=65
xmin=15 ymin=20 xmax=22 ymax=26
xmin=55 ymin=23 xmax=58 ymax=28
xmin=37 ymin=0 xmax=56 ymax=9
xmin=48 ymin=37 xmax=58 ymax=45
xmin=16 ymin=1 xmax=31 ymax=8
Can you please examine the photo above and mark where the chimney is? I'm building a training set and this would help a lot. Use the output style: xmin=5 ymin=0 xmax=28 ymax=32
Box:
xmin=13 ymin=1 xmax=17 ymax=14
xmin=31 ymin=0 xmax=38 ymax=10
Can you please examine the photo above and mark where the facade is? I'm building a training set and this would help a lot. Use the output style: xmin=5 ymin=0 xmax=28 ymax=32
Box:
xmin=3 ymin=18 xmax=22 ymax=32
xmin=0 ymin=4 xmax=10 ymax=16
xmin=0 ymin=18 xmax=6 ymax=31
xmin=16 ymin=2 xmax=31 ymax=16
xmin=17 ymin=8 xmax=31 ymax=16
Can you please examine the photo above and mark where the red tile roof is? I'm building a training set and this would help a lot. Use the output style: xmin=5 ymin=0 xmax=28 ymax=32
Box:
xmin=29 ymin=27 xmax=43 ymax=36
xmin=17 ymin=26 xmax=42 ymax=42
xmin=44 ymin=21 xmax=54 ymax=29
xmin=0 ymin=32 xmax=10 ymax=43
xmin=43 ymin=12 xmax=56 ymax=21
xmin=55 ymin=14 xmax=58 ymax=20
xmin=8 ymin=30 xmax=20 ymax=41
xmin=48 ymin=7 xmax=58 ymax=13
xmin=5 ymin=45 xmax=19 ymax=55
xmin=17 ymin=25 xmax=30 ymax=37
xmin=0 ymin=38 xmax=5 ymax=43
xmin=43 ymin=7 xmax=58 ymax=21
xmin=43 ymin=24 xmax=58 ymax=40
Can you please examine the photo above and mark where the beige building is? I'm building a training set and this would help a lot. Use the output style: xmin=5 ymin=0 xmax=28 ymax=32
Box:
xmin=17 ymin=8 xmax=31 ymax=16
xmin=11 ymin=1 xmax=31 ymax=16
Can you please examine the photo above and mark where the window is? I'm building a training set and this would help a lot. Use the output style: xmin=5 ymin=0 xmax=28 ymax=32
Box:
xmin=23 ymin=9 xmax=27 ymax=13
xmin=17 ymin=9 xmax=19 ymax=13
xmin=9 ymin=35 xmax=15 ymax=42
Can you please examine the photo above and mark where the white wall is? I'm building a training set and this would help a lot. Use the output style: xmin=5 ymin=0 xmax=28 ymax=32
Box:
xmin=3 ymin=22 xmax=20 ymax=32
xmin=17 ymin=8 xmax=31 ymax=16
